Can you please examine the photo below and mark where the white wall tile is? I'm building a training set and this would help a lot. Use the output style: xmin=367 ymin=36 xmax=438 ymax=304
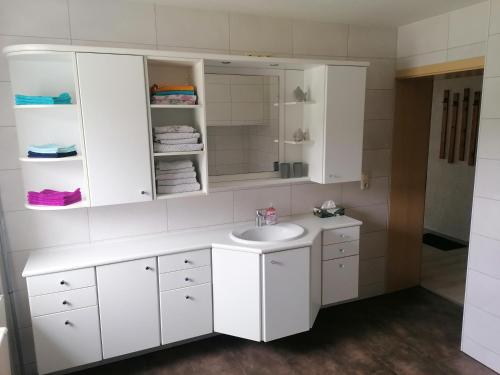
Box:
xmin=156 ymin=6 xmax=229 ymax=51
xmin=359 ymin=257 xmax=385 ymax=285
xmin=481 ymin=77 xmax=500 ymax=118
xmin=5 ymin=209 xmax=89 ymax=251
xmin=167 ymin=191 xmax=233 ymax=230
xmin=462 ymin=336 xmax=500 ymax=374
xmin=475 ymin=158 xmax=500 ymax=200
xmin=490 ymin=0 xmax=500 ymax=36
xmin=363 ymin=119 xmax=393 ymax=150
xmin=348 ymin=26 xmax=397 ymax=58
xmin=463 ymin=305 xmax=500 ymax=356
xmin=292 ymin=21 xmax=347 ymax=57
xmin=0 ymin=127 xmax=19 ymax=170
xmin=448 ymin=2 xmax=490 ymax=48
xmin=0 ymin=82 xmax=15 ymax=126
xmin=478 ymin=119 xmax=500 ymax=159
xmin=234 ymin=186 xmax=291 ymax=222
xmin=0 ymin=169 xmax=25 ymax=212
xmin=68 ymin=0 xmax=156 ymax=44
xmin=229 ymin=13 xmax=292 ymax=55
xmin=396 ymin=51 xmax=447 ymax=69
xmin=0 ymin=0 xmax=70 ymax=38
xmin=447 ymin=42 xmax=487 ymax=62
xmin=359 ymin=230 xmax=387 ymax=260
xmin=471 ymin=197 xmax=500 ymax=241
xmin=88 ymin=200 xmax=167 ymax=241
xmin=466 ymin=270 xmax=500 ymax=318
xmin=365 ymin=59 xmax=395 ymax=90
xmin=342 ymin=177 xmax=388 ymax=208
xmin=468 ymin=234 xmax=500 ymax=279
xmin=6 ymin=250 xmax=30 ymax=291
xmin=397 ymin=14 xmax=449 ymax=58
xmin=485 ymin=34 xmax=500 ymax=77
xmin=362 ymin=149 xmax=391 ymax=177
xmin=290 ymin=182 xmax=341 ymax=215
xmin=365 ymin=90 xmax=394 ymax=120
xmin=346 ymin=204 xmax=388 ymax=234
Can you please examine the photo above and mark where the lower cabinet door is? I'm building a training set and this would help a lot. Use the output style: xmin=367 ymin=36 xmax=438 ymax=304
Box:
xmin=322 ymin=255 xmax=359 ymax=305
xmin=97 ymin=257 xmax=160 ymax=359
xmin=32 ymin=306 xmax=102 ymax=375
xmin=262 ymin=247 xmax=310 ymax=342
xmin=160 ymin=283 xmax=213 ymax=344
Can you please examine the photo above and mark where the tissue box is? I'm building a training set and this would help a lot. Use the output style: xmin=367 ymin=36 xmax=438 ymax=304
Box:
xmin=313 ymin=206 xmax=345 ymax=218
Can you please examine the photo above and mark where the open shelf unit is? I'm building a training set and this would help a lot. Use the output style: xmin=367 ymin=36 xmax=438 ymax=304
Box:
xmin=146 ymin=56 xmax=208 ymax=200
xmin=8 ymin=51 xmax=89 ymax=209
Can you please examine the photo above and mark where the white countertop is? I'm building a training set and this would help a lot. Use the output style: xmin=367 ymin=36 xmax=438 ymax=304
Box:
xmin=23 ymin=214 xmax=362 ymax=277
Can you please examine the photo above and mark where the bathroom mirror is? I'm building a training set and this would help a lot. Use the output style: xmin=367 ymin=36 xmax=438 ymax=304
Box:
xmin=205 ymin=71 xmax=281 ymax=178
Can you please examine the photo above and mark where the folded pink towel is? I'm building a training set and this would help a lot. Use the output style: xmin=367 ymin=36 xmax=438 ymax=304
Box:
xmin=27 ymin=188 xmax=82 ymax=206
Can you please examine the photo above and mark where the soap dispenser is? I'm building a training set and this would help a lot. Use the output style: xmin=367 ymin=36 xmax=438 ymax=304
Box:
xmin=265 ymin=204 xmax=278 ymax=225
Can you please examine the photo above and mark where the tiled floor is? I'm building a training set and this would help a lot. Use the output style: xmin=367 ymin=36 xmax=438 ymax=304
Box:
xmin=420 ymin=243 xmax=468 ymax=305
xmin=76 ymin=287 xmax=494 ymax=375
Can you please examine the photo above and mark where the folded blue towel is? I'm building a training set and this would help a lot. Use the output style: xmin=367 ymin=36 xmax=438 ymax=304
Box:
xmin=28 ymin=151 xmax=77 ymax=158
xmin=28 ymin=144 xmax=77 ymax=154
xmin=15 ymin=92 xmax=72 ymax=105
xmin=153 ymin=90 xmax=195 ymax=96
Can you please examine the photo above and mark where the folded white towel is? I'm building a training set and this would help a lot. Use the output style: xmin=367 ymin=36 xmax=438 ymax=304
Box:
xmin=158 ymin=159 xmax=193 ymax=171
xmin=157 ymin=138 xmax=198 ymax=145
xmin=155 ymin=132 xmax=200 ymax=140
xmin=156 ymin=166 xmax=194 ymax=174
xmin=157 ymin=183 xmax=200 ymax=194
xmin=156 ymin=171 xmax=197 ymax=180
xmin=157 ymin=177 xmax=198 ymax=186
xmin=154 ymin=143 xmax=204 ymax=153
xmin=154 ymin=125 xmax=195 ymax=134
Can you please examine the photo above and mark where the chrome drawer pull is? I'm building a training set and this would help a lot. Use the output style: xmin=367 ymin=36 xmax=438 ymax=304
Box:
xmin=185 ymin=295 xmax=191 ymax=300
xmin=185 ymin=277 xmax=190 ymax=282
xmin=184 ymin=259 xmax=190 ymax=264
xmin=64 ymin=320 xmax=71 ymax=326
xmin=62 ymin=300 xmax=69 ymax=306
xmin=145 ymin=266 xmax=152 ymax=271
xmin=339 ymin=248 xmax=345 ymax=253
xmin=339 ymin=264 xmax=345 ymax=268
xmin=60 ymin=280 xmax=66 ymax=285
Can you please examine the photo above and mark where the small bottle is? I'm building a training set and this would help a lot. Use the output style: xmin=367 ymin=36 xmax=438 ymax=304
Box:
xmin=265 ymin=204 xmax=278 ymax=225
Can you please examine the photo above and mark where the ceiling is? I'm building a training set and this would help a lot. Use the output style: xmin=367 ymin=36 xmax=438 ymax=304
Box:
xmin=129 ymin=0 xmax=486 ymax=27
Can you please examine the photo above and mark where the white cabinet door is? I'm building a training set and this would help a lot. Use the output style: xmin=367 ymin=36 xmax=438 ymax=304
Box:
xmin=322 ymin=255 xmax=359 ymax=305
xmin=323 ymin=65 xmax=366 ymax=184
xmin=310 ymin=235 xmax=321 ymax=328
xmin=96 ymin=257 xmax=160 ymax=359
xmin=77 ymin=53 xmax=152 ymax=206
xmin=262 ymin=247 xmax=310 ymax=342
xmin=212 ymin=248 xmax=261 ymax=341
xmin=32 ymin=306 xmax=102 ymax=375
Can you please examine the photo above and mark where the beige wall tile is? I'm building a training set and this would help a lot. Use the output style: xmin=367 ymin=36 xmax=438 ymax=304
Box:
xmin=448 ymin=2 xmax=489 ymax=48
xmin=359 ymin=257 xmax=386 ymax=285
xmin=348 ymin=25 xmax=397 ymax=58
xmin=362 ymin=149 xmax=391 ymax=177
xmin=365 ymin=90 xmax=394 ymax=120
xmin=234 ymin=186 xmax=291 ymax=222
xmin=447 ymin=42 xmax=487 ymax=62
xmin=290 ymin=182 xmax=341 ymax=215
xmin=360 ymin=231 xmax=387 ymax=260
xmin=359 ymin=282 xmax=385 ymax=298
xmin=342 ymin=177 xmax=388 ymax=208
xmin=363 ymin=119 xmax=393 ymax=150
xmin=490 ymin=0 xmax=500 ymax=35
xmin=485 ymin=34 xmax=500 ymax=77
xmin=346 ymin=204 xmax=388 ymax=234
xmin=396 ymin=50 xmax=447 ymax=69
xmin=71 ymin=40 xmax=155 ymax=50
xmin=292 ymin=20 xmax=348 ymax=57
xmin=365 ymin=58 xmax=396 ymax=90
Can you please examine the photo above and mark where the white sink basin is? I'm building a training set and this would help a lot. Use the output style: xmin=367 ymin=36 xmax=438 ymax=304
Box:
xmin=230 ymin=223 xmax=305 ymax=245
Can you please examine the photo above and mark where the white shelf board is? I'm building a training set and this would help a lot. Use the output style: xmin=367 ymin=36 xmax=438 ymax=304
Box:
xmin=154 ymin=151 xmax=204 ymax=157
xmin=14 ymin=104 xmax=77 ymax=109
xmin=25 ymin=199 xmax=89 ymax=210
xmin=156 ymin=190 xmax=206 ymax=200
xmin=283 ymin=101 xmax=314 ymax=106
xmin=150 ymin=104 xmax=201 ymax=109
xmin=19 ymin=156 xmax=82 ymax=163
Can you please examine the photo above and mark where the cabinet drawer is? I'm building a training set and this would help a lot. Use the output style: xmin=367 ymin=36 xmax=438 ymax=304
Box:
xmin=32 ymin=306 xmax=102 ymax=374
xmin=160 ymin=283 xmax=213 ymax=344
xmin=322 ymin=241 xmax=359 ymax=260
xmin=30 ymin=286 xmax=97 ymax=317
xmin=322 ymin=226 xmax=360 ymax=245
xmin=322 ymin=255 xmax=359 ymax=305
xmin=159 ymin=266 xmax=211 ymax=292
xmin=158 ymin=249 xmax=211 ymax=273
xmin=27 ymin=268 xmax=95 ymax=297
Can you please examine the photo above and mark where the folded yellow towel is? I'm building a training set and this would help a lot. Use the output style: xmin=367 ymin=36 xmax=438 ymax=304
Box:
xmin=152 ymin=84 xmax=195 ymax=92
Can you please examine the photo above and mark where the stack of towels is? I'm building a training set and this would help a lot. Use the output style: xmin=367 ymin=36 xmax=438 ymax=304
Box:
xmin=153 ymin=125 xmax=203 ymax=153
xmin=28 ymin=188 xmax=82 ymax=206
xmin=15 ymin=92 xmax=72 ymax=105
xmin=156 ymin=159 xmax=200 ymax=194
xmin=150 ymin=84 xmax=197 ymax=105
xmin=27 ymin=144 xmax=77 ymax=158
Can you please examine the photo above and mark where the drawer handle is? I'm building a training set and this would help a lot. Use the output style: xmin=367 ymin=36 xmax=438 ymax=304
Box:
xmin=339 ymin=248 xmax=345 ymax=253
xmin=184 ymin=259 xmax=190 ymax=264
xmin=185 ymin=295 xmax=191 ymax=300
xmin=60 ymin=280 xmax=66 ymax=285
xmin=145 ymin=266 xmax=152 ymax=271
xmin=340 ymin=234 xmax=346 ymax=238
xmin=270 ymin=260 xmax=281 ymax=265
xmin=185 ymin=277 xmax=190 ymax=282
xmin=62 ymin=300 xmax=69 ymax=306
xmin=64 ymin=320 xmax=71 ymax=326
xmin=339 ymin=263 xmax=345 ymax=268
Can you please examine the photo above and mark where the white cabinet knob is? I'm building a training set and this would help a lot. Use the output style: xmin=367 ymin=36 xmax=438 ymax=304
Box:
xmin=339 ymin=263 xmax=345 ymax=268
xmin=141 ymin=190 xmax=148 ymax=195
xmin=64 ymin=320 xmax=71 ymax=326
xmin=340 ymin=234 xmax=346 ymax=238
xmin=339 ymin=248 xmax=345 ymax=253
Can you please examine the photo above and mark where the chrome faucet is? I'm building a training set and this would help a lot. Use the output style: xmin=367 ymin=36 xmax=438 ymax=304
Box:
xmin=255 ymin=209 xmax=267 ymax=227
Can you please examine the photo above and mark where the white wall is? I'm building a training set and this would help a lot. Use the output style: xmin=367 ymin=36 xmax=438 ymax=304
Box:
xmin=424 ymin=75 xmax=482 ymax=242
xmin=0 ymin=0 xmax=395 ymax=372
xmin=397 ymin=2 xmax=490 ymax=69
xmin=462 ymin=1 xmax=500 ymax=372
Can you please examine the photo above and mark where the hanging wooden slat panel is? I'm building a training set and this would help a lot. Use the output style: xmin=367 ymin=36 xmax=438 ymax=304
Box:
xmin=439 ymin=90 xmax=450 ymax=159
xmin=448 ymin=93 xmax=460 ymax=163
xmin=468 ymin=91 xmax=482 ymax=166
xmin=458 ymin=88 xmax=470 ymax=161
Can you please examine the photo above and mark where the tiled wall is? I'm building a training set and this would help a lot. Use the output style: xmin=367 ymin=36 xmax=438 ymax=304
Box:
xmin=397 ymin=1 xmax=490 ymax=69
xmin=462 ymin=0 xmax=500 ymax=372
xmin=0 ymin=0 xmax=395 ymax=372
